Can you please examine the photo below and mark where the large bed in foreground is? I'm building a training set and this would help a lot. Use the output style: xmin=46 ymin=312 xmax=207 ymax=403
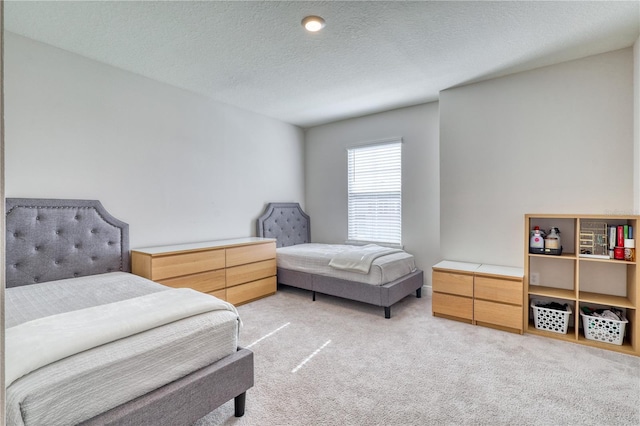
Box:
xmin=5 ymin=198 xmax=253 ymax=426
xmin=257 ymin=202 xmax=423 ymax=318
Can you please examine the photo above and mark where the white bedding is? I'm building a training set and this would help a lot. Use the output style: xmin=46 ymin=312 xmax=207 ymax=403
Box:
xmin=6 ymin=287 xmax=235 ymax=388
xmin=328 ymin=244 xmax=403 ymax=273
xmin=5 ymin=272 xmax=240 ymax=426
xmin=277 ymin=243 xmax=416 ymax=285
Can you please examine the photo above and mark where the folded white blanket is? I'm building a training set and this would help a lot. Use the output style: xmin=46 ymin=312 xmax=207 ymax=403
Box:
xmin=5 ymin=288 xmax=237 ymax=387
xmin=328 ymin=244 xmax=402 ymax=274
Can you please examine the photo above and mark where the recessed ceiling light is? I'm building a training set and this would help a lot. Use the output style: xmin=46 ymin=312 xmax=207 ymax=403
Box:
xmin=302 ymin=16 xmax=326 ymax=32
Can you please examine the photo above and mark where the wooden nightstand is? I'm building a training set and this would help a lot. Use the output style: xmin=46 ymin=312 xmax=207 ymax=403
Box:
xmin=432 ymin=261 xmax=524 ymax=334
xmin=432 ymin=261 xmax=479 ymax=323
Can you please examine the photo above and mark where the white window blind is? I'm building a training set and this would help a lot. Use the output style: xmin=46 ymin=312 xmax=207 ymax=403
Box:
xmin=347 ymin=140 xmax=402 ymax=246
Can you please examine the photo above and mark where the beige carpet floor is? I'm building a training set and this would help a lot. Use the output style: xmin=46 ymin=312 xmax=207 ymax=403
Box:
xmin=195 ymin=285 xmax=640 ymax=426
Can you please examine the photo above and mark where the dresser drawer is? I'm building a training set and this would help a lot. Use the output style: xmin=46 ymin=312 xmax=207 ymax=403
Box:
xmin=209 ymin=288 xmax=226 ymax=301
xmin=432 ymin=292 xmax=473 ymax=320
xmin=226 ymin=276 xmax=277 ymax=305
xmin=226 ymin=258 xmax=276 ymax=287
xmin=152 ymin=249 xmax=225 ymax=280
xmin=474 ymin=276 xmax=522 ymax=306
xmin=226 ymin=242 xmax=276 ymax=267
xmin=158 ymin=269 xmax=226 ymax=293
xmin=432 ymin=270 xmax=473 ymax=297
xmin=474 ymin=299 xmax=522 ymax=331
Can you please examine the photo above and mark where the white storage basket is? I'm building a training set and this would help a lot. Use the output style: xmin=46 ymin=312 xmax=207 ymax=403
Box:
xmin=531 ymin=300 xmax=572 ymax=334
xmin=580 ymin=311 xmax=628 ymax=346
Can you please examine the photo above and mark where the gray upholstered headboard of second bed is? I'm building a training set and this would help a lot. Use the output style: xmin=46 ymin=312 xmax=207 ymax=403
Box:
xmin=5 ymin=198 xmax=130 ymax=288
xmin=257 ymin=202 xmax=311 ymax=248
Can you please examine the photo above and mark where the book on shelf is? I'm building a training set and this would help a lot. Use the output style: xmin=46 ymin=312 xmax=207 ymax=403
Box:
xmin=578 ymin=254 xmax=611 ymax=260
xmin=618 ymin=225 xmax=624 ymax=247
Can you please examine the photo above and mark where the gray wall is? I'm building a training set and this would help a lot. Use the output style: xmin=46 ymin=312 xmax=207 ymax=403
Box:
xmin=440 ymin=48 xmax=634 ymax=267
xmin=4 ymin=33 xmax=306 ymax=248
xmin=304 ymin=103 xmax=440 ymax=282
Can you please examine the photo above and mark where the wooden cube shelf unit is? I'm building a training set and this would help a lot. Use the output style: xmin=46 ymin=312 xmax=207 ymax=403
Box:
xmin=131 ymin=237 xmax=277 ymax=306
xmin=432 ymin=261 xmax=524 ymax=334
xmin=525 ymin=214 xmax=640 ymax=356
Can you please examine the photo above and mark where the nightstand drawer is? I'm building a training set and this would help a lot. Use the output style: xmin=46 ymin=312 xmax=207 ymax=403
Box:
xmin=158 ymin=269 xmax=225 ymax=293
xmin=432 ymin=271 xmax=473 ymax=297
xmin=474 ymin=299 xmax=522 ymax=331
xmin=432 ymin=292 xmax=473 ymax=320
xmin=226 ymin=242 xmax=276 ymax=267
xmin=152 ymin=249 xmax=225 ymax=280
xmin=474 ymin=276 xmax=522 ymax=305
xmin=226 ymin=259 xmax=276 ymax=287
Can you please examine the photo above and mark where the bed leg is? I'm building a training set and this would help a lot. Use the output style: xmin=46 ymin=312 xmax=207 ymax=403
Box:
xmin=312 ymin=291 xmax=316 ymax=301
xmin=384 ymin=307 xmax=391 ymax=319
xmin=234 ymin=392 xmax=247 ymax=417
xmin=416 ymin=288 xmax=422 ymax=298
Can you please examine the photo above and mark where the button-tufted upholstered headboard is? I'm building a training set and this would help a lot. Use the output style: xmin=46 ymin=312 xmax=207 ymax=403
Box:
xmin=5 ymin=198 xmax=130 ymax=288
xmin=256 ymin=202 xmax=310 ymax=248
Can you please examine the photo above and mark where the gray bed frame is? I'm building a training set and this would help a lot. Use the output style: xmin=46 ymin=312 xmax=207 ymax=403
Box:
xmin=256 ymin=202 xmax=423 ymax=318
xmin=6 ymin=198 xmax=254 ymax=425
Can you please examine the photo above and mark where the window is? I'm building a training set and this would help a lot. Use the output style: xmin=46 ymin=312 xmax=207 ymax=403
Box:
xmin=347 ymin=140 xmax=402 ymax=247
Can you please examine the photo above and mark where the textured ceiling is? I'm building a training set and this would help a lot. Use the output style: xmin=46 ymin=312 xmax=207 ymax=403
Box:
xmin=5 ymin=1 xmax=640 ymax=128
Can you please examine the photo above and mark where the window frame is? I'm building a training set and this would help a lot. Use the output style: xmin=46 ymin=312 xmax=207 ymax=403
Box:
xmin=346 ymin=138 xmax=402 ymax=248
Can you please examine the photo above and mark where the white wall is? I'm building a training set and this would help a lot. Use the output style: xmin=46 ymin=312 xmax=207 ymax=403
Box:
xmin=4 ymin=33 xmax=305 ymax=248
xmin=440 ymin=48 xmax=634 ymax=267
xmin=635 ymin=36 xmax=640 ymax=214
xmin=304 ymin=103 xmax=440 ymax=282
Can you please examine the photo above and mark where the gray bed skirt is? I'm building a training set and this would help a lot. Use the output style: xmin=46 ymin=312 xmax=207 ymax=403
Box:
xmin=79 ymin=348 xmax=254 ymax=426
xmin=277 ymin=267 xmax=424 ymax=318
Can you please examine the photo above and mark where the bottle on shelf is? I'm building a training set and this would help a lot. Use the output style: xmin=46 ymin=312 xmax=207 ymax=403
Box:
xmin=544 ymin=227 xmax=562 ymax=255
xmin=624 ymin=239 xmax=635 ymax=262
xmin=529 ymin=226 xmax=545 ymax=254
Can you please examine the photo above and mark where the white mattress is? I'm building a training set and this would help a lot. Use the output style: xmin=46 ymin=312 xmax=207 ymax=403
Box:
xmin=276 ymin=243 xmax=417 ymax=285
xmin=5 ymin=272 xmax=240 ymax=426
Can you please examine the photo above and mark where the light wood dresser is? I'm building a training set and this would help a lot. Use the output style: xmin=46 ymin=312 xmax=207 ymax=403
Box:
xmin=131 ymin=237 xmax=277 ymax=306
xmin=432 ymin=260 xmax=524 ymax=334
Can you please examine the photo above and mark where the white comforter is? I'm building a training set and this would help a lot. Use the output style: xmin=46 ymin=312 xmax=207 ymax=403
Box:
xmin=328 ymin=244 xmax=402 ymax=273
xmin=5 ymin=287 xmax=236 ymax=388
xmin=5 ymin=272 xmax=241 ymax=426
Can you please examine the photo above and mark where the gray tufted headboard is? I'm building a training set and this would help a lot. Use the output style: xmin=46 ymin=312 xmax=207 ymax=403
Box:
xmin=257 ymin=202 xmax=310 ymax=248
xmin=5 ymin=198 xmax=130 ymax=288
